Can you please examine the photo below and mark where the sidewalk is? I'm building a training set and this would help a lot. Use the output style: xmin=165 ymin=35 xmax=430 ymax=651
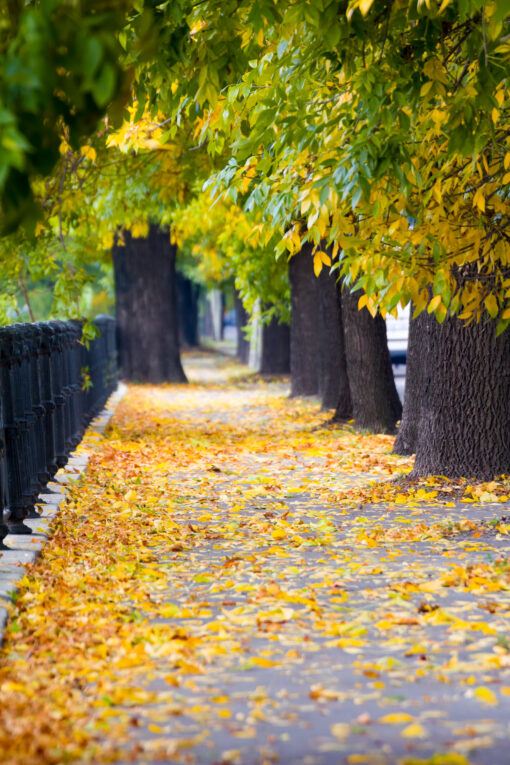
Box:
xmin=0 ymin=351 xmax=508 ymax=765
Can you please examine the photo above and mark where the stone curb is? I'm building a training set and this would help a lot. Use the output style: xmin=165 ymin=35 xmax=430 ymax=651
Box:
xmin=0 ymin=382 xmax=127 ymax=640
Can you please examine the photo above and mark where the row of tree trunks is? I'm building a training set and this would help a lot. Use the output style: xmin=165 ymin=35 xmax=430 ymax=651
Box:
xmin=112 ymin=226 xmax=187 ymax=384
xmin=260 ymin=316 xmax=290 ymax=375
xmin=395 ymin=309 xmax=510 ymax=480
xmin=288 ymin=244 xmax=401 ymax=433
xmin=177 ymin=274 xmax=200 ymax=349
xmin=289 ymin=244 xmax=321 ymax=396
xmin=234 ymin=291 xmax=250 ymax=364
xmin=111 ymin=228 xmax=398 ymax=434
xmin=393 ymin=307 xmax=426 ymax=456
xmin=113 ymin=228 xmax=510 ymax=480
xmin=341 ymin=288 xmax=402 ymax=432
xmin=317 ymin=264 xmax=351 ymax=413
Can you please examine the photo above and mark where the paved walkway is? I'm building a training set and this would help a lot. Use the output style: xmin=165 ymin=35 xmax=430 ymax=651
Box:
xmin=0 ymin=351 xmax=508 ymax=765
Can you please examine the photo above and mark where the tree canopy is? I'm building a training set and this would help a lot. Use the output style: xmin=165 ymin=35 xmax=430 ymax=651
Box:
xmin=143 ymin=0 xmax=510 ymax=329
xmin=1 ymin=0 xmax=510 ymax=331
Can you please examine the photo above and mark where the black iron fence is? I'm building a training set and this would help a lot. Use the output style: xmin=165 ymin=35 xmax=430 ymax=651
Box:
xmin=0 ymin=316 xmax=117 ymax=546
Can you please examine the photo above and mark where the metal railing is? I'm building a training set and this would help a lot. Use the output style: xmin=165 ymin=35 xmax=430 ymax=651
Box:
xmin=0 ymin=316 xmax=117 ymax=545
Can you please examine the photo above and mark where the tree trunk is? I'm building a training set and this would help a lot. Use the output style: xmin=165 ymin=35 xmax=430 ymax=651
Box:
xmin=219 ymin=291 xmax=225 ymax=340
xmin=234 ymin=291 xmax=250 ymax=364
xmin=341 ymin=287 xmax=402 ymax=433
xmin=317 ymin=268 xmax=352 ymax=416
xmin=207 ymin=290 xmax=224 ymax=341
xmin=201 ymin=294 xmax=214 ymax=340
xmin=260 ymin=316 xmax=290 ymax=375
xmin=393 ymin=307 xmax=428 ymax=455
xmin=412 ymin=314 xmax=510 ymax=480
xmin=177 ymin=274 xmax=200 ymax=348
xmin=112 ymin=225 xmax=187 ymax=384
xmin=289 ymin=244 xmax=320 ymax=396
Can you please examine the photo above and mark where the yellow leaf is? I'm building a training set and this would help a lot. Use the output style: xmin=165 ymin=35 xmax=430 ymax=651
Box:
xmin=485 ymin=294 xmax=499 ymax=318
xmin=359 ymin=0 xmax=375 ymax=14
xmin=367 ymin=300 xmax=377 ymax=318
xmin=123 ymin=489 xmax=137 ymax=502
xmin=313 ymin=253 xmax=323 ymax=277
xmin=131 ymin=221 xmax=150 ymax=238
xmin=310 ymin=685 xmax=343 ymax=700
xmin=427 ymin=294 xmax=442 ymax=313
xmin=250 ymin=657 xmax=278 ymax=668
xmin=503 ymin=172 xmax=510 ymax=184
xmin=1 ymin=682 xmax=29 ymax=693
xmin=401 ymin=723 xmax=427 ymax=738
xmin=301 ymin=196 xmax=312 ymax=215
xmin=80 ymin=145 xmax=97 ymax=162
xmin=358 ymin=294 xmax=369 ymax=310
xmin=474 ymin=686 xmax=498 ymax=705
xmin=116 ymin=653 xmax=145 ymax=669
xmin=378 ymin=713 xmax=414 ymax=724
xmin=257 ymin=607 xmax=294 ymax=622
xmin=176 ymin=660 xmax=205 ymax=674
xmin=420 ymin=80 xmax=433 ymax=97
xmin=159 ymin=603 xmax=181 ymax=618
xmin=473 ymin=188 xmax=486 ymax=212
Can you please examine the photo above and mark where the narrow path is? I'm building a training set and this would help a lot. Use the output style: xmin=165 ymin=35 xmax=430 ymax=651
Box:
xmin=0 ymin=351 xmax=508 ymax=765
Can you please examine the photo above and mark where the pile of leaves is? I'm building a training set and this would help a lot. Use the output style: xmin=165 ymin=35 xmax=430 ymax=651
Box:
xmin=0 ymin=354 xmax=508 ymax=764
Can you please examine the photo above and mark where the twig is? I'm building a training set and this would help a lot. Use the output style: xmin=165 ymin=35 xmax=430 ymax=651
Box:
xmin=58 ymin=153 xmax=69 ymax=250
xmin=18 ymin=275 xmax=35 ymax=322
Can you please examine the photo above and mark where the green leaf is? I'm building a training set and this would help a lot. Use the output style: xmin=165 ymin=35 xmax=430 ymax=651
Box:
xmin=91 ymin=63 xmax=117 ymax=107
xmin=83 ymin=36 xmax=103 ymax=78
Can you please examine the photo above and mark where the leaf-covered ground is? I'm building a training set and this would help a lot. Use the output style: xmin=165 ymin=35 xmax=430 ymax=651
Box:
xmin=0 ymin=351 xmax=509 ymax=765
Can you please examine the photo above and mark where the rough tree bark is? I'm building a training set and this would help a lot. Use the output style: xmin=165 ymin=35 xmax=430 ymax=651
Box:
xmin=234 ymin=291 xmax=250 ymax=364
xmin=260 ymin=315 xmax=290 ymax=375
xmin=317 ymin=267 xmax=352 ymax=416
xmin=412 ymin=314 xmax=510 ymax=479
xmin=288 ymin=244 xmax=321 ymax=396
xmin=393 ymin=307 xmax=429 ymax=455
xmin=341 ymin=287 xmax=402 ymax=433
xmin=112 ymin=225 xmax=187 ymax=383
xmin=177 ymin=274 xmax=200 ymax=348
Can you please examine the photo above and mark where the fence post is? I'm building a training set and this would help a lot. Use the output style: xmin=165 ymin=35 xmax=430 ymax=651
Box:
xmin=26 ymin=324 xmax=48 ymax=490
xmin=49 ymin=322 xmax=68 ymax=471
xmin=69 ymin=320 xmax=85 ymax=445
xmin=38 ymin=323 xmax=59 ymax=483
xmin=0 ymin=327 xmax=33 ymax=533
xmin=105 ymin=316 xmax=118 ymax=394
xmin=0 ymin=396 xmax=8 ymax=546
xmin=16 ymin=324 xmax=41 ymax=511
xmin=0 ymin=348 xmax=10 ymax=545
